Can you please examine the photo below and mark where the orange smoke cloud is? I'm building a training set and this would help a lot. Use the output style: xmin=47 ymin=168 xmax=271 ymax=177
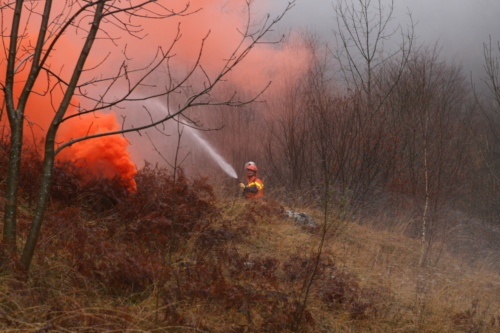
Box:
xmin=92 ymin=0 xmax=311 ymax=97
xmin=0 ymin=39 xmax=137 ymax=189
xmin=56 ymin=111 xmax=137 ymax=190
xmin=1 ymin=0 xmax=309 ymax=186
xmin=1 ymin=74 xmax=137 ymax=189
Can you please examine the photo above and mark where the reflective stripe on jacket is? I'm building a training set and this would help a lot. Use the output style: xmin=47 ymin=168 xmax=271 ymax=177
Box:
xmin=245 ymin=176 xmax=264 ymax=199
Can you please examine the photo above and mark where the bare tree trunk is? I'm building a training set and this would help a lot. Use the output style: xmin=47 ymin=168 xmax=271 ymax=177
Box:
xmin=20 ymin=1 xmax=105 ymax=270
xmin=3 ymin=120 xmax=22 ymax=256
xmin=419 ymin=136 xmax=430 ymax=267
xmin=2 ymin=0 xmax=26 ymax=259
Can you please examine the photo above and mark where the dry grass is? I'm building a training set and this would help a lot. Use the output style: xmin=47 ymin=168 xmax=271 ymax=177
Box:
xmin=200 ymin=198 xmax=500 ymax=332
xmin=1 ymin=189 xmax=500 ymax=331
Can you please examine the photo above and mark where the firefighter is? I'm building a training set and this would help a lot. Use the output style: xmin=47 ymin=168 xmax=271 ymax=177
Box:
xmin=239 ymin=162 xmax=264 ymax=199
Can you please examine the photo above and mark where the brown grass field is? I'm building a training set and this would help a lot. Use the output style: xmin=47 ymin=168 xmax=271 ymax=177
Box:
xmin=1 ymin=160 xmax=500 ymax=332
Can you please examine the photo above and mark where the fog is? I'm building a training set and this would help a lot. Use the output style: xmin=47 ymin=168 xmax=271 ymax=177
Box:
xmin=85 ymin=0 xmax=500 ymax=177
xmin=129 ymin=0 xmax=500 ymax=176
xmin=266 ymin=0 xmax=500 ymax=80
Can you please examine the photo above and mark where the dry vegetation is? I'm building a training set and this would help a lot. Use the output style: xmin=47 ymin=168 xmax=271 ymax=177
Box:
xmin=0 ymin=144 xmax=499 ymax=332
xmin=2 ymin=1 xmax=500 ymax=331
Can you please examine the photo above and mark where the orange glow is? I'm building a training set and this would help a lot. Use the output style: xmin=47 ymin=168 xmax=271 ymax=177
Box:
xmin=0 ymin=0 xmax=311 ymax=190
xmin=0 ymin=49 xmax=137 ymax=190
xmin=57 ymin=111 xmax=137 ymax=190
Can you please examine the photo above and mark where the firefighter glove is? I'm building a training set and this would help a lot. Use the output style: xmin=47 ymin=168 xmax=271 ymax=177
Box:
xmin=239 ymin=182 xmax=245 ymax=189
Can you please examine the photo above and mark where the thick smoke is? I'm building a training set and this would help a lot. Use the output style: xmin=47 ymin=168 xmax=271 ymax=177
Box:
xmin=0 ymin=52 xmax=137 ymax=189
xmin=1 ymin=0 xmax=310 ymax=185
xmin=101 ymin=0 xmax=312 ymax=171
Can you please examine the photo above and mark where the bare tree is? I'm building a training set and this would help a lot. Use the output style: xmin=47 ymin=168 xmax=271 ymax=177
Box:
xmin=482 ymin=38 xmax=500 ymax=111
xmin=260 ymin=31 xmax=398 ymax=207
xmin=475 ymin=39 xmax=500 ymax=218
xmin=332 ymin=0 xmax=414 ymax=112
xmin=263 ymin=75 xmax=314 ymax=202
xmin=259 ymin=33 xmax=322 ymax=205
xmin=0 ymin=0 xmax=294 ymax=271
xmin=328 ymin=0 xmax=415 ymax=207
xmin=384 ymin=46 xmax=472 ymax=265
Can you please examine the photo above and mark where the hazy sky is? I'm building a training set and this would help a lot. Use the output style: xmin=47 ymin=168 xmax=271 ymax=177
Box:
xmin=266 ymin=0 xmax=500 ymax=79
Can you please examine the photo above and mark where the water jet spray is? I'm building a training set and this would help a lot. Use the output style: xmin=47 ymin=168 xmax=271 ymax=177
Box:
xmin=183 ymin=124 xmax=239 ymax=180
xmin=152 ymin=100 xmax=239 ymax=180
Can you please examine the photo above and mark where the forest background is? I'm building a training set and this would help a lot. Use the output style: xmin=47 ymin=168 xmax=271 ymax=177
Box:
xmin=1 ymin=0 xmax=500 ymax=331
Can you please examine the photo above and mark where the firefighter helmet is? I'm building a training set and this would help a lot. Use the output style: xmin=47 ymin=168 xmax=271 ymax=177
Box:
xmin=247 ymin=164 xmax=257 ymax=171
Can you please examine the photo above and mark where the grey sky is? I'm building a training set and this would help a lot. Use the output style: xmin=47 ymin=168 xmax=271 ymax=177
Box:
xmin=265 ymin=0 xmax=500 ymax=78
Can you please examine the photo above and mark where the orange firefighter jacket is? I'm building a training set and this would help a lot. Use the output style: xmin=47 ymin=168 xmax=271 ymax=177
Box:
xmin=244 ymin=175 xmax=264 ymax=199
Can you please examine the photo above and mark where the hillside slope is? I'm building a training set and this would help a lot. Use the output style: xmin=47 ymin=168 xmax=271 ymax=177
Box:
xmin=0 ymin=165 xmax=499 ymax=332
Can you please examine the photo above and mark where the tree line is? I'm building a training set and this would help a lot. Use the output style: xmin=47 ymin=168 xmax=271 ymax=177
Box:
xmin=204 ymin=0 xmax=500 ymax=267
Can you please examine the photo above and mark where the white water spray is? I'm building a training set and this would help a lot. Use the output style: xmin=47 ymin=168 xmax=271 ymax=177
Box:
xmin=186 ymin=127 xmax=238 ymax=179
xmin=149 ymin=100 xmax=238 ymax=179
